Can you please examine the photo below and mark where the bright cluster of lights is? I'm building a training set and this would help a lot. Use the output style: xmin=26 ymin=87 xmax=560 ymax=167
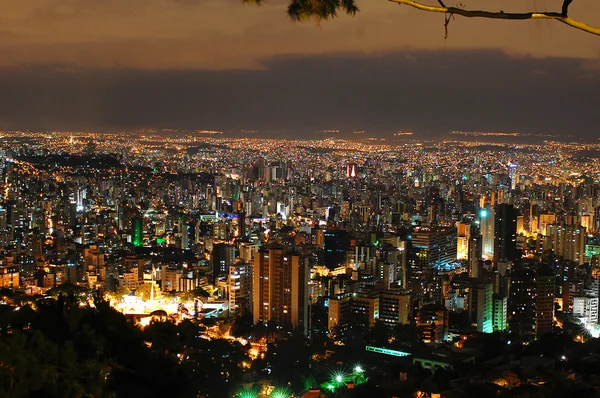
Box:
xmin=586 ymin=324 xmax=600 ymax=339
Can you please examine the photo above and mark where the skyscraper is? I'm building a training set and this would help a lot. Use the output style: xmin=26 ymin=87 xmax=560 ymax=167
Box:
xmin=547 ymin=224 xmax=586 ymax=265
xmin=508 ymin=162 xmax=518 ymax=190
xmin=228 ymin=262 xmax=252 ymax=315
xmin=324 ymin=230 xmax=350 ymax=269
xmin=509 ymin=267 xmax=555 ymax=341
xmin=408 ymin=227 xmax=457 ymax=295
xmin=212 ymin=243 xmax=237 ymax=282
xmin=468 ymin=226 xmax=483 ymax=279
xmin=480 ymin=206 xmax=495 ymax=260
xmin=131 ymin=217 xmax=143 ymax=247
xmin=493 ymin=204 xmax=518 ymax=265
xmin=253 ymin=245 xmax=309 ymax=333
xmin=492 ymin=294 xmax=508 ymax=332
xmin=469 ymin=279 xmax=493 ymax=333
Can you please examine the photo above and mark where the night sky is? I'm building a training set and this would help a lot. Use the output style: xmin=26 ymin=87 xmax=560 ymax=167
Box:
xmin=0 ymin=0 xmax=598 ymax=138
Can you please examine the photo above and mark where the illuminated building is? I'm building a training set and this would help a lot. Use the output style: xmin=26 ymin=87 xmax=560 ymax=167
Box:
xmin=456 ymin=221 xmax=470 ymax=260
xmin=509 ymin=267 xmax=555 ymax=341
xmin=252 ymin=245 xmax=309 ymax=333
xmin=468 ymin=279 xmax=493 ymax=333
xmin=508 ymin=162 xmax=517 ymax=190
xmin=378 ymin=290 xmax=411 ymax=326
xmin=547 ymin=224 xmax=586 ymax=265
xmin=131 ymin=217 xmax=144 ymax=247
xmin=492 ymin=294 xmax=508 ymax=332
xmin=327 ymin=291 xmax=379 ymax=332
xmin=538 ymin=212 xmax=556 ymax=235
xmin=346 ymin=163 xmax=357 ymax=178
xmin=480 ymin=207 xmax=495 ymax=260
xmin=408 ymin=227 xmax=457 ymax=295
xmin=0 ymin=265 xmax=19 ymax=289
xmin=573 ymin=296 xmax=598 ymax=326
xmin=417 ymin=303 xmax=448 ymax=343
xmin=228 ymin=262 xmax=252 ymax=315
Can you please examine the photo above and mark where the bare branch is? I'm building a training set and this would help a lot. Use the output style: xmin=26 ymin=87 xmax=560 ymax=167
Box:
xmin=562 ymin=0 xmax=573 ymax=17
xmin=389 ymin=0 xmax=600 ymax=36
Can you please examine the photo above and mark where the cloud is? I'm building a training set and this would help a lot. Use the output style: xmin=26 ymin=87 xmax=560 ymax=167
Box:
xmin=0 ymin=49 xmax=596 ymax=138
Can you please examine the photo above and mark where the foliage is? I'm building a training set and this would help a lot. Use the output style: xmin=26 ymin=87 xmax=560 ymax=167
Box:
xmin=242 ymin=0 xmax=600 ymax=37
xmin=231 ymin=312 xmax=254 ymax=338
xmin=242 ymin=0 xmax=358 ymax=22
xmin=135 ymin=282 xmax=161 ymax=301
xmin=0 ymin=295 xmax=249 ymax=398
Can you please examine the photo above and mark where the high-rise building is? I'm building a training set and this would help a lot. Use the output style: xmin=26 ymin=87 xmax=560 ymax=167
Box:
xmin=469 ymin=279 xmax=493 ymax=333
xmin=508 ymin=162 xmax=518 ymax=190
xmin=228 ymin=262 xmax=252 ymax=315
xmin=253 ymin=245 xmax=309 ymax=333
xmin=493 ymin=204 xmax=518 ymax=265
xmin=492 ymin=294 xmax=508 ymax=332
xmin=456 ymin=221 xmax=471 ymax=260
xmin=378 ymin=290 xmax=411 ymax=327
xmin=346 ymin=163 xmax=357 ymax=178
xmin=573 ymin=296 xmax=599 ymax=326
xmin=324 ymin=230 xmax=350 ymax=269
xmin=480 ymin=207 xmax=495 ymax=260
xmin=408 ymin=227 xmax=457 ymax=295
xmin=536 ymin=270 xmax=555 ymax=337
xmin=508 ymin=267 xmax=555 ymax=341
xmin=468 ymin=227 xmax=483 ymax=279
xmin=547 ymin=224 xmax=586 ymax=265
xmin=131 ymin=217 xmax=144 ymax=247
xmin=212 ymin=243 xmax=237 ymax=282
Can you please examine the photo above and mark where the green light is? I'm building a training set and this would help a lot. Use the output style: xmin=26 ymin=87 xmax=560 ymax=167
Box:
xmin=235 ymin=386 xmax=259 ymax=398
xmin=270 ymin=387 xmax=290 ymax=398
xmin=335 ymin=375 xmax=343 ymax=383
xmin=354 ymin=366 xmax=363 ymax=373
xmin=327 ymin=384 xmax=335 ymax=391
xmin=131 ymin=217 xmax=143 ymax=247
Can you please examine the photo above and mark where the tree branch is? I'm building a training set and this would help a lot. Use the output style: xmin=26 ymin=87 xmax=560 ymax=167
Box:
xmin=388 ymin=0 xmax=600 ymax=36
xmin=561 ymin=0 xmax=573 ymax=17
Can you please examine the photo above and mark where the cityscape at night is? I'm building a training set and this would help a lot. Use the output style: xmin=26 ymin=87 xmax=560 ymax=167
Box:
xmin=0 ymin=0 xmax=599 ymax=397
xmin=0 ymin=129 xmax=599 ymax=397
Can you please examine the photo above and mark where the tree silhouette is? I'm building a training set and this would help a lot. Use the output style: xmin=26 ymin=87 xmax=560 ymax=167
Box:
xmin=243 ymin=0 xmax=599 ymax=36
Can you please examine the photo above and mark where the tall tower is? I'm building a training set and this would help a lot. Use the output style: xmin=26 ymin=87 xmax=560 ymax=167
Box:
xmin=468 ymin=226 xmax=483 ymax=279
xmin=494 ymin=204 xmax=518 ymax=265
xmin=509 ymin=267 xmax=555 ymax=341
xmin=548 ymin=224 xmax=586 ymax=265
xmin=131 ymin=217 xmax=144 ymax=247
xmin=469 ymin=279 xmax=493 ymax=333
xmin=253 ymin=245 xmax=309 ymax=333
xmin=228 ymin=262 xmax=252 ymax=315
xmin=408 ymin=227 xmax=458 ymax=296
xmin=480 ymin=206 xmax=495 ymax=260
xmin=508 ymin=162 xmax=518 ymax=190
